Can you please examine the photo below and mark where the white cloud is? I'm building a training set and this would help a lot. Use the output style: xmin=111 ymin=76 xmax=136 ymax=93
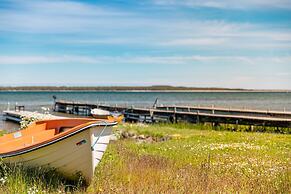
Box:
xmin=0 ymin=55 xmax=290 ymax=66
xmin=153 ymin=0 xmax=291 ymax=9
xmin=0 ymin=0 xmax=131 ymax=33
xmin=275 ymin=72 xmax=291 ymax=76
xmin=0 ymin=0 xmax=290 ymax=89
xmin=160 ymin=38 xmax=226 ymax=46
xmin=152 ymin=20 xmax=291 ymax=48
xmin=0 ymin=0 xmax=290 ymax=52
xmin=64 ymin=38 xmax=140 ymax=45
xmin=22 ymin=0 xmax=126 ymax=16
xmin=0 ymin=55 xmax=102 ymax=65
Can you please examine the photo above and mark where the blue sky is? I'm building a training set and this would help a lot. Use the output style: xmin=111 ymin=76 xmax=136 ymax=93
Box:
xmin=0 ymin=0 xmax=290 ymax=89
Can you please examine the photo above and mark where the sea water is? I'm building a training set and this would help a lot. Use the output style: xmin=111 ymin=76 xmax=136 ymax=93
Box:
xmin=1 ymin=91 xmax=291 ymax=130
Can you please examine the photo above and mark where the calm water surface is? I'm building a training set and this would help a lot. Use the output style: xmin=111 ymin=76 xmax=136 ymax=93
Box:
xmin=1 ymin=91 xmax=291 ymax=130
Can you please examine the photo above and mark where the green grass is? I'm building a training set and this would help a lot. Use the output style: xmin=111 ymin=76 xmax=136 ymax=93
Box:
xmin=89 ymin=123 xmax=291 ymax=193
xmin=118 ymin=122 xmax=291 ymax=135
xmin=0 ymin=123 xmax=290 ymax=193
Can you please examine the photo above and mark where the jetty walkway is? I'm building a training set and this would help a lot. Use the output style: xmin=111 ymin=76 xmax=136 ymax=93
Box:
xmin=54 ymin=100 xmax=291 ymax=128
xmin=3 ymin=110 xmax=62 ymax=123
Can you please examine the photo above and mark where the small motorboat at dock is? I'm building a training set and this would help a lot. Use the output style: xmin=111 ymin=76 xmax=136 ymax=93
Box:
xmin=91 ymin=108 xmax=124 ymax=123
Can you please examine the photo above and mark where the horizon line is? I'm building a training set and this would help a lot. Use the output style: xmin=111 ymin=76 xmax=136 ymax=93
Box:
xmin=0 ymin=85 xmax=290 ymax=92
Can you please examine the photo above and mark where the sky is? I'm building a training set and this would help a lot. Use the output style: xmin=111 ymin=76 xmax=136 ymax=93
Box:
xmin=0 ymin=0 xmax=290 ymax=89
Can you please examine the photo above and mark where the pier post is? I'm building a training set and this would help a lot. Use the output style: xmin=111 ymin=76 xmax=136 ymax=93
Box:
xmin=235 ymin=120 xmax=239 ymax=131
xmin=150 ymin=109 xmax=154 ymax=123
xmin=196 ymin=111 xmax=200 ymax=124
xmin=174 ymin=107 xmax=177 ymax=123
xmin=52 ymin=96 xmax=57 ymax=111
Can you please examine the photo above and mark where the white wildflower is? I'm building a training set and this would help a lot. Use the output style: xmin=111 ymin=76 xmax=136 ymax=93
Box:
xmin=205 ymin=142 xmax=263 ymax=151
xmin=0 ymin=176 xmax=7 ymax=184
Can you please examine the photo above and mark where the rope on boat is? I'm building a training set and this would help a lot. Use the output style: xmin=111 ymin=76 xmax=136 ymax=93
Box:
xmin=91 ymin=121 xmax=108 ymax=151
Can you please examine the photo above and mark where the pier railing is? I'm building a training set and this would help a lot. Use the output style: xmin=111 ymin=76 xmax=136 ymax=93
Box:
xmin=52 ymin=100 xmax=291 ymax=128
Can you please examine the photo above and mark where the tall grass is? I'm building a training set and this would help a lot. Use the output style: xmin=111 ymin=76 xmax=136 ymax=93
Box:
xmin=0 ymin=161 xmax=86 ymax=193
xmin=90 ymin=123 xmax=291 ymax=193
xmin=0 ymin=123 xmax=290 ymax=193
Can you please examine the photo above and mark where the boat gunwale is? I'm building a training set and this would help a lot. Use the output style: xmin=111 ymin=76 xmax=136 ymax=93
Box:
xmin=0 ymin=119 xmax=117 ymax=158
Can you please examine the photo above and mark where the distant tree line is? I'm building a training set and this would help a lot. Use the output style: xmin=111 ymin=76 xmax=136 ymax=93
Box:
xmin=0 ymin=85 xmax=245 ymax=91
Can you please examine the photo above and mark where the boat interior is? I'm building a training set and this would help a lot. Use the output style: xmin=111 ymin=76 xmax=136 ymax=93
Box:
xmin=0 ymin=118 xmax=101 ymax=154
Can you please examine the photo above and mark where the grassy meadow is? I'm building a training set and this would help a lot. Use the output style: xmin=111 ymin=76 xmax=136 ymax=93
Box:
xmin=0 ymin=123 xmax=290 ymax=193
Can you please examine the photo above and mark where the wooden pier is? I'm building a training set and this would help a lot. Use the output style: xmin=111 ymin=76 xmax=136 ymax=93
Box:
xmin=3 ymin=111 xmax=62 ymax=123
xmin=54 ymin=100 xmax=291 ymax=128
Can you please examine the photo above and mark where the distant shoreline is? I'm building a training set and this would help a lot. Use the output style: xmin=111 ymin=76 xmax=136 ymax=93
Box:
xmin=0 ymin=86 xmax=289 ymax=93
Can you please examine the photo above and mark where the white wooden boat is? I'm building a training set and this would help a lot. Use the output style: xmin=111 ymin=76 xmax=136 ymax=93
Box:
xmin=0 ymin=118 xmax=117 ymax=183
xmin=91 ymin=108 xmax=124 ymax=123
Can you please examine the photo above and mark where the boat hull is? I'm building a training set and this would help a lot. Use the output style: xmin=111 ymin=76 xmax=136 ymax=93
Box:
xmin=2 ymin=124 xmax=112 ymax=183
